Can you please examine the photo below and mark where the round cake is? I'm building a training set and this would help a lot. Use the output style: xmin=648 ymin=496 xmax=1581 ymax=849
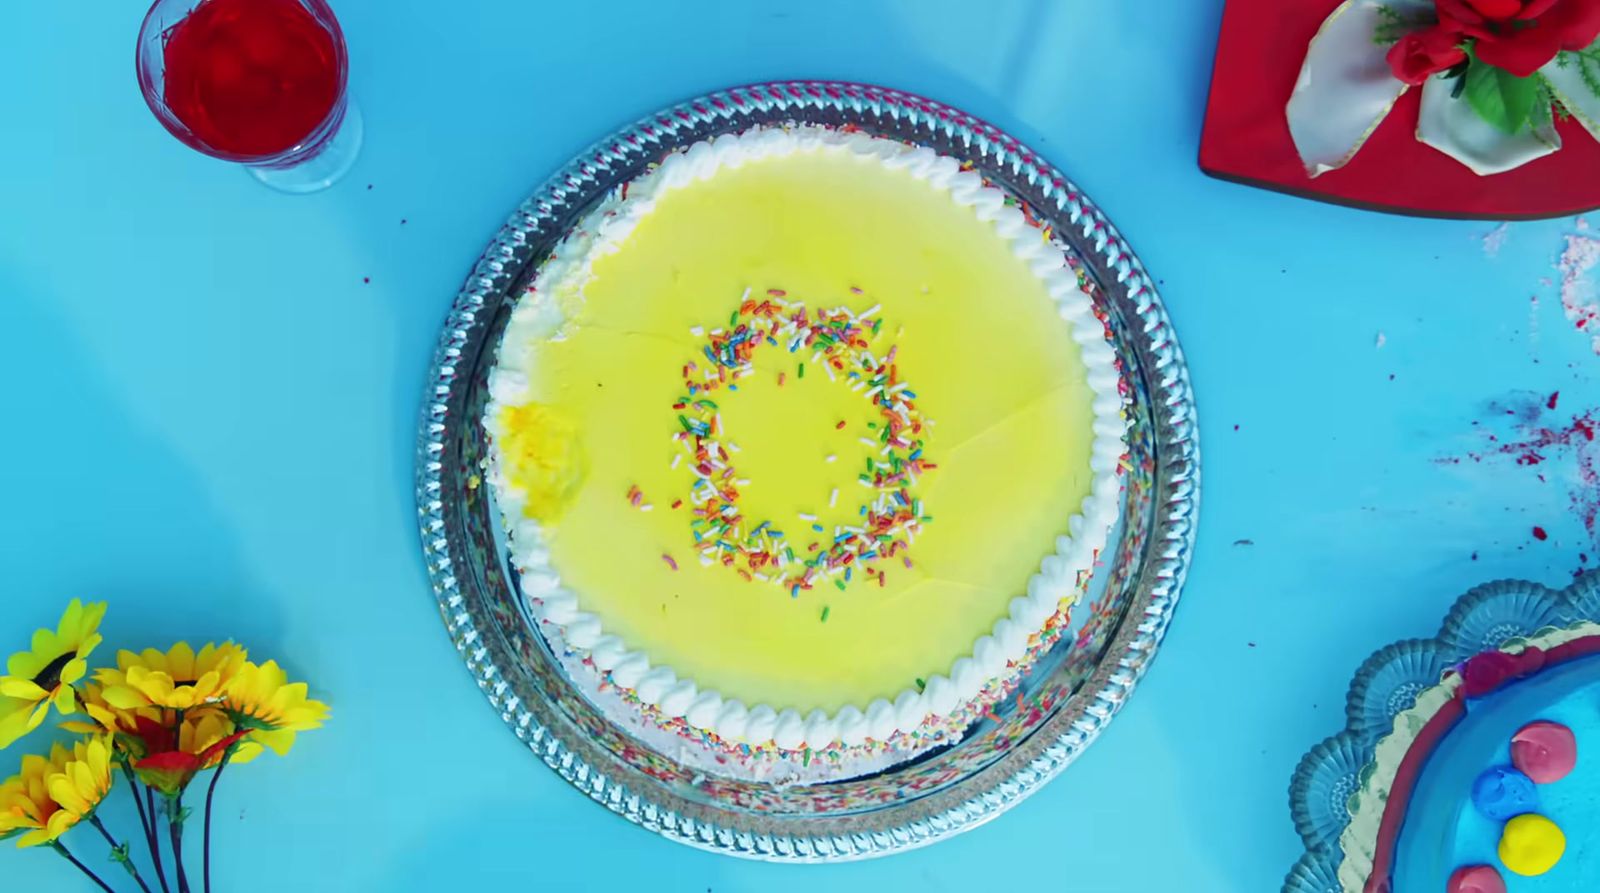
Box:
xmin=1340 ymin=624 xmax=1600 ymax=892
xmin=483 ymin=125 xmax=1126 ymax=782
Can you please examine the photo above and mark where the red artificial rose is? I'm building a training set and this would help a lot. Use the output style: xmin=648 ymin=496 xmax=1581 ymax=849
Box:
xmin=134 ymin=730 xmax=247 ymax=796
xmin=1437 ymin=0 xmax=1600 ymax=77
xmin=1388 ymin=24 xmax=1470 ymax=84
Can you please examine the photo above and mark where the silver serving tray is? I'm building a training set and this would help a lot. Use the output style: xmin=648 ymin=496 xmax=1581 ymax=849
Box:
xmin=415 ymin=81 xmax=1199 ymax=861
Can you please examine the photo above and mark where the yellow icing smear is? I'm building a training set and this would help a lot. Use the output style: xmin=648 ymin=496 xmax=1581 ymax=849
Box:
xmin=503 ymin=146 xmax=1096 ymax=712
xmin=498 ymin=402 xmax=583 ymax=521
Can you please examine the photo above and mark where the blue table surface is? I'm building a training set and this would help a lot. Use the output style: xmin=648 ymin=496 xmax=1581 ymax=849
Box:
xmin=4 ymin=2 xmax=1597 ymax=890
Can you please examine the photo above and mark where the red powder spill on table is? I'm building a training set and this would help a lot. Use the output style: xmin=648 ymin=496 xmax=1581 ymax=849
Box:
xmin=1556 ymin=233 xmax=1600 ymax=354
xmin=1440 ymin=398 xmax=1600 ymax=544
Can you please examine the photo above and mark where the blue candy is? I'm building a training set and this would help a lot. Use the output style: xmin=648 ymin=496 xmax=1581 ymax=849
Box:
xmin=1471 ymin=766 xmax=1538 ymax=821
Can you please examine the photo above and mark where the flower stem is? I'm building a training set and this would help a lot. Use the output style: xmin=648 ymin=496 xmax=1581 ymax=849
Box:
xmin=201 ymin=748 xmax=234 ymax=893
xmin=122 ymin=767 xmax=171 ymax=893
xmin=123 ymin=766 xmax=153 ymax=843
xmin=147 ymin=785 xmax=174 ymax=893
xmin=167 ymin=792 xmax=191 ymax=893
xmin=52 ymin=841 xmax=118 ymax=893
xmin=91 ymin=815 xmax=154 ymax=893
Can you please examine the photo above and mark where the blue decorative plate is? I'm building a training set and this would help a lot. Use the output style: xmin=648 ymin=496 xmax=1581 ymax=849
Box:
xmin=1284 ymin=573 xmax=1600 ymax=890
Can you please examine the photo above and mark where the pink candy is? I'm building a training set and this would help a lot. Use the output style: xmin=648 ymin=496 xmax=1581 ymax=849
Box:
xmin=1510 ymin=721 xmax=1578 ymax=784
xmin=1447 ymin=865 xmax=1506 ymax=893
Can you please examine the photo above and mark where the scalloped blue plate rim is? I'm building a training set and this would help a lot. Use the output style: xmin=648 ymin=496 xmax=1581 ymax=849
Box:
xmin=1283 ymin=572 xmax=1600 ymax=892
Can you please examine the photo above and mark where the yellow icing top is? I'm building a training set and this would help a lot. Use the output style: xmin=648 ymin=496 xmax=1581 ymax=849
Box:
xmin=499 ymin=142 xmax=1098 ymax=713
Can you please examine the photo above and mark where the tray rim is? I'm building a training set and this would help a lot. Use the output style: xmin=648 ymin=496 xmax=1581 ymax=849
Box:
xmin=414 ymin=80 xmax=1201 ymax=861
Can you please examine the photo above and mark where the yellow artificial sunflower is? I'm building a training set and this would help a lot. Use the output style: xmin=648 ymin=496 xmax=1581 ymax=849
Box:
xmin=96 ymin=641 xmax=248 ymax=712
xmin=58 ymin=682 xmax=177 ymax=770
xmin=223 ymin=660 xmax=329 ymax=756
xmin=0 ymin=736 xmax=113 ymax=848
xmin=0 ymin=746 xmax=68 ymax=846
xmin=56 ymin=681 xmax=142 ymax=738
xmin=182 ymin=708 xmax=261 ymax=767
xmin=0 ymin=600 xmax=107 ymax=749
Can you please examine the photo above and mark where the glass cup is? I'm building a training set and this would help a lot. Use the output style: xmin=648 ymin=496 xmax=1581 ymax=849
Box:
xmin=136 ymin=0 xmax=362 ymax=194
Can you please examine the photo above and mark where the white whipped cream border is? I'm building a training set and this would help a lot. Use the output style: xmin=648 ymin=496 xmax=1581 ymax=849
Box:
xmin=483 ymin=126 xmax=1127 ymax=751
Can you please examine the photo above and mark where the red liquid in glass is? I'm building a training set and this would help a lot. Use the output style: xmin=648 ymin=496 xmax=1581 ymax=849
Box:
xmin=162 ymin=0 xmax=340 ymax=158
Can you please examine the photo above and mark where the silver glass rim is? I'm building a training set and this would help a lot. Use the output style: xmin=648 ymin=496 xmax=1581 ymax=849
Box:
xmin=415 ymin=81 xmax=1200 ymax=861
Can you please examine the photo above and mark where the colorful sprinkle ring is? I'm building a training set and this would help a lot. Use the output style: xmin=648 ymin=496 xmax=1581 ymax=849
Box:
xmin=670 ymin=289 xmax=934 ymax=595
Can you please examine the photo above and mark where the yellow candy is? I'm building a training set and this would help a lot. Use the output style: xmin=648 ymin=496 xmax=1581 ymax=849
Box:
xmin=1499 ymin=814 xmax=1565 ymax=876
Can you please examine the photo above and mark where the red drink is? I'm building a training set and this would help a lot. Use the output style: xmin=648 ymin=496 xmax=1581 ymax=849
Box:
xmin=138 ymin=0 xmax=358 ymax=192
xmin=162 ymin=0 xmax=340 ymax=157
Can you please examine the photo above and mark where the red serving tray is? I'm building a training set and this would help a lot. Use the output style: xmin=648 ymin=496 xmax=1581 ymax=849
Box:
xmin=1199 ymin=0 xmax=1600 ymax=219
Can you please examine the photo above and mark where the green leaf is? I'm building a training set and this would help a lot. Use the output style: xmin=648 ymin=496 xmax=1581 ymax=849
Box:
xmin=1565 ymin=48 xmax=1600 ymax=98
xmin=1463 ymin=53 xmax=1542 ymax=134
xmin=225 ymin=708 xmax=275 ymax=732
